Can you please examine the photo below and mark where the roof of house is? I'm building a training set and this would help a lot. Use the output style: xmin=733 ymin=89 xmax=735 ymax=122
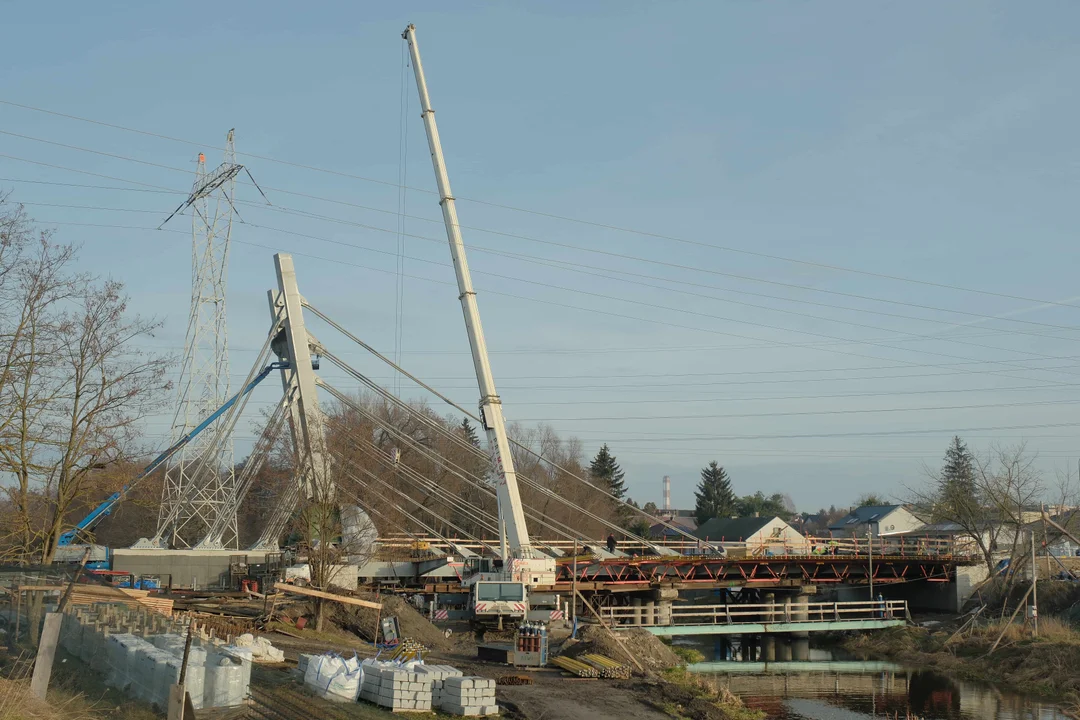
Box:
xmin=693 ymin=516 xmax=777 ymax=541
xmin=649 ymin=516 xmax=698 ymax=538
xmin=828 ymin=505 xmax=902 ymax=531
xmin=896 ymin=521 xmax=968 ymax=536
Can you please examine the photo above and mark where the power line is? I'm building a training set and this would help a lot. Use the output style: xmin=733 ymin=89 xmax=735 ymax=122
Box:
xmin=6 ymin=157 xmax=1077 ymax=336
xmin=511 ymin=397 xmax=1080 ymax=423
xmin=13 ymin=188 xmax=1080 ymax=344
xmin=31 ymin=217 xmax=1080 ymax=392
xmin=3 ymin=97 xmax=1076 ymax=309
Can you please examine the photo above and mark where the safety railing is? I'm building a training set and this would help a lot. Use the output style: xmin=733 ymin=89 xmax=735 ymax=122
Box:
xmin=601 ymin=599 xmax=908 ymax=627
xmin=375 ymin=534 xmax=972 ymax=559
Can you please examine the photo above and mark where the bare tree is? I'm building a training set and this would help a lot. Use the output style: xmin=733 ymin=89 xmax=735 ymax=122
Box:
xmin=911 ymin=440 xmax=1054 ymax=583
xmin=0 ymin=200 xmax=171 ymax=566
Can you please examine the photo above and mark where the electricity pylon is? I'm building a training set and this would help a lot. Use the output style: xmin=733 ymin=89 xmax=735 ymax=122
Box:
xmin=158 ymin=130 xmax=243 ymax=548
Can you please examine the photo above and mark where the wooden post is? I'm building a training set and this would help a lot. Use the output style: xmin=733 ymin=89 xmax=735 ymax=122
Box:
xmin=571 ymin=539 xmax=579 ymax=629
xmin=13 ymin=588 xmax=21 ymax=648
xmin=1041 ymin=504 xmax=1052 ymax=579
xmin=987 ymin=583 xmax=1035 ymax=655
xmin=57 ymin=547 xmax=92 ymax=614
xmin=29 ymin=613 xmax=63 ymax=699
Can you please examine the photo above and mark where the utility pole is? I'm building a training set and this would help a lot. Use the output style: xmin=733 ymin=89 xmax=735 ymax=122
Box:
xmin=402 ymin=23 xmax=533 ymax=560
xmin=1030 ymin=529 xmax=1039 ymax=638
xmin=867 ymin=528 xmax=874 ymax=600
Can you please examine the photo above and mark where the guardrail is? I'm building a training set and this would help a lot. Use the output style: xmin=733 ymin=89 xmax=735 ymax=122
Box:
xmin=601 ymin=599 xmax=908 ymax=627
xmin=376 ymin=534 xmax=972 ymax=559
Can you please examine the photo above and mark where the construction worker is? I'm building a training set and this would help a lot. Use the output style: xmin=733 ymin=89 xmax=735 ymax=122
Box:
xmin=607 ymin=533 xmax=617 ymax=554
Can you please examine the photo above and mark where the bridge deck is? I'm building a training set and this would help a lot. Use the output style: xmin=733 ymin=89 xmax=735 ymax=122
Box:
xmin=604 ymin=599 xmax=908 ymax=636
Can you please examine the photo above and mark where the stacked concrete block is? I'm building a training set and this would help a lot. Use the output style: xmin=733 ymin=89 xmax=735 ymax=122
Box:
xmin=359 ymin=666 xmax=433 ymax=712
xmin=439 ymin=676 xmax=498 ymax=717
xmin=415 ymin=664 xmax=464 ymax=707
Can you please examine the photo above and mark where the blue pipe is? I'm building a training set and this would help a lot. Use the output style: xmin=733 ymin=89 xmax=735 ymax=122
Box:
xmin=58 ymin=361 xmax=289 ymax=546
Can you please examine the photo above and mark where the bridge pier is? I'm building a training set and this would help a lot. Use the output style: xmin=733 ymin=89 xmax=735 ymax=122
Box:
xmin=632 ymin=597 xmax=642 ymax=626
xmin=792 ymin=590 xmax=810 ymax=661
xmin=762 ymin=592 xmax=776 ymax=661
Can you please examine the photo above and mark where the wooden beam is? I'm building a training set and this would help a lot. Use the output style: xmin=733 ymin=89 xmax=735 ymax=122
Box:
xmin=272 ymin=582 xmax=382 ymax=610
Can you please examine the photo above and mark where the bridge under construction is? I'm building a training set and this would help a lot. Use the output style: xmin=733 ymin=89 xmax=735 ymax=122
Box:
xmin=56 ymin=23 xmax=984 ymax=632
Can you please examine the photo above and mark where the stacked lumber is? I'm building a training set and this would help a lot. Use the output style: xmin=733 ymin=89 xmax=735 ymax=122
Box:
xmin=580 ymin=653 xmax=631 ymax=680
xmin=551 ymin=656 xmax=599 ymax=678
xmin=16 ymin=584 xmax=173 ymax=616
xmin=496 ymin=675 xmax=533 ymax=686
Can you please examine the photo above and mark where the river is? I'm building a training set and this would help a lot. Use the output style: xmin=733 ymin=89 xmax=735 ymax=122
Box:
xmin=681 ymin=638 xmax=1069 ymax=719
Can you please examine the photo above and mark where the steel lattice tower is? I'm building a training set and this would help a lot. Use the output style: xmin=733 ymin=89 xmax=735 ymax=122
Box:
xmin=158 ymin=130 xmax=240 ymax=548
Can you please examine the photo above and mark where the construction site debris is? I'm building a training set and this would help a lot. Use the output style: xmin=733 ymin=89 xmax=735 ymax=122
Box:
xmin=561 ymin=625 xmax=681 ymax=675
xmin=233 ymin=632 xmax=285 ymax=663
xmin=495 ymin=674 xmax=533 ymax=686
xmin=333 ymin=592 xmax=450 ymax=649
xmin=17 ymin=583 xmax=173 ymax=615
xmin=272 ymin=581 xmax=381 ymax=609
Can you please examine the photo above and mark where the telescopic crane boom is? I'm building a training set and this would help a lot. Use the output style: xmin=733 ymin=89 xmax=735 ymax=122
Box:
xmin=403 ymin=24 xmax=554 ymax=586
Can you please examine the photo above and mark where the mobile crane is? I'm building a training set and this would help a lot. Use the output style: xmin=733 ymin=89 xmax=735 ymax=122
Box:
xmin=54 ymin=361 xmax=289 ymax=567
xmin=403 ymin=25 xmax=556 ymax=629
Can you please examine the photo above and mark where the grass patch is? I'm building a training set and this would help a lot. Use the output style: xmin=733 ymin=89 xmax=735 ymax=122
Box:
xmin=642 ymin=667 xmax=764 ymax=720
xmin=670 ymin=646 xmax=706 ymax=665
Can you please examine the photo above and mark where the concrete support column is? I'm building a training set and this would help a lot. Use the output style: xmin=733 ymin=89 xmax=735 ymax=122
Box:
xmin=657 ymin=600 xmax=673 ymax=626
xmin=631 ymin=597 xmax=642 ymax=626
xmin=778 ymin=637 xmax=792 ymax=661
xmin=792 ymin=588 xmax=811 ymax=661
xmin=762 ymin=635 xmax=776 ymax=662
xmin=643 ymin=601 xmax=654 ymax=626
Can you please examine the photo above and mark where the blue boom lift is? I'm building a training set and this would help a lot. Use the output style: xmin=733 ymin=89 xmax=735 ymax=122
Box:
xmin=56 ymin=362 xmax=289 ymax=564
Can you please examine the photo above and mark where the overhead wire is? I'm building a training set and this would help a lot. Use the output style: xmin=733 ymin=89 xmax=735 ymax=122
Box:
xmin=14 ymin=197 xmax=1080 ymax=388
xmin=3 ymin=97 xmax=1076 ymax=309
xmin=4 ymin=137 xmax=1079 ymax=337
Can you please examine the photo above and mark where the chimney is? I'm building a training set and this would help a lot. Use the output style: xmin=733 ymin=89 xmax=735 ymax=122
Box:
xmin=663 ymin=476 xmax=671 ymax=511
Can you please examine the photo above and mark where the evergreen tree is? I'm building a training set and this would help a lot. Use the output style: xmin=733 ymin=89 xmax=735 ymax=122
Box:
xmin=461 ymin=418 xmax=481 ymax=447
xmin=589 ymin=444 xmax=627 ymax=500
xmin=735 ymin=491 xmax=793 ymax=520
xmin=940 ymin=436 xmax=975 ymax=495
xmin=642 ymin=501 xmax=659 ymax=515
xmin=694 ymin=461 xmax=736 ymax=525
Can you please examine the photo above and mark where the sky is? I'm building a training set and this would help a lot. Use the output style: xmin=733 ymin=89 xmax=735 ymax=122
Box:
xmin=3 ymin=1 xmax=1080 ymax=514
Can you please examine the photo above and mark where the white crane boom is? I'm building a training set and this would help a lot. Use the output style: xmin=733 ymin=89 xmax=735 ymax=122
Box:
xmin=403 ymin=24 xmax=540 ymax=569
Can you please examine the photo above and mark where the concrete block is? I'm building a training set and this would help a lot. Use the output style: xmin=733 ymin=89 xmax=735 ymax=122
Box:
xmin=441 ymin=702 xmax=482 ymax=716
xmin=446 ymin=677 xmax=474 ymax=690
xmin=481 ymin=706 xmax=499 ymax=716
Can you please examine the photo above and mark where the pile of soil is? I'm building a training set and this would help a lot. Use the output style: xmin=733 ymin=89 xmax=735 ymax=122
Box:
xmin=560 ymin=625 xmax=681 ymax=675
xmin=332 ymin=592 xmax=450 ymax=651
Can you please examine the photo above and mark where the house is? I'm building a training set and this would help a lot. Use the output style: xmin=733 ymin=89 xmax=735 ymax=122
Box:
xmin=693 ymin=516 xmax=807 ymax=556
xmin=828 ymin=505 xmax=922 ymax=538
xmin=648 ymin=514 xmax=698 ymax=540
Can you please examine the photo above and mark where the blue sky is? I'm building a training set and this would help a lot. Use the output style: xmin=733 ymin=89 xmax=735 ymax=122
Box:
xmin=4 ymin=1 xmax=1080 ymax=513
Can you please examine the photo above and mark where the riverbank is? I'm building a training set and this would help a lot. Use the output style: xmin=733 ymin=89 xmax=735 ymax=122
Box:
xmin=842 ymin=618 xmax=1080 ymax=715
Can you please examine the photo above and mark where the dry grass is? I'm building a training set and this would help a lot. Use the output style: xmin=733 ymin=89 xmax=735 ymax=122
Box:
xmin=0 ymin=678 xmax=100 ymax=720
xmin=846 ymin=616 xmax=1080 ymax=700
